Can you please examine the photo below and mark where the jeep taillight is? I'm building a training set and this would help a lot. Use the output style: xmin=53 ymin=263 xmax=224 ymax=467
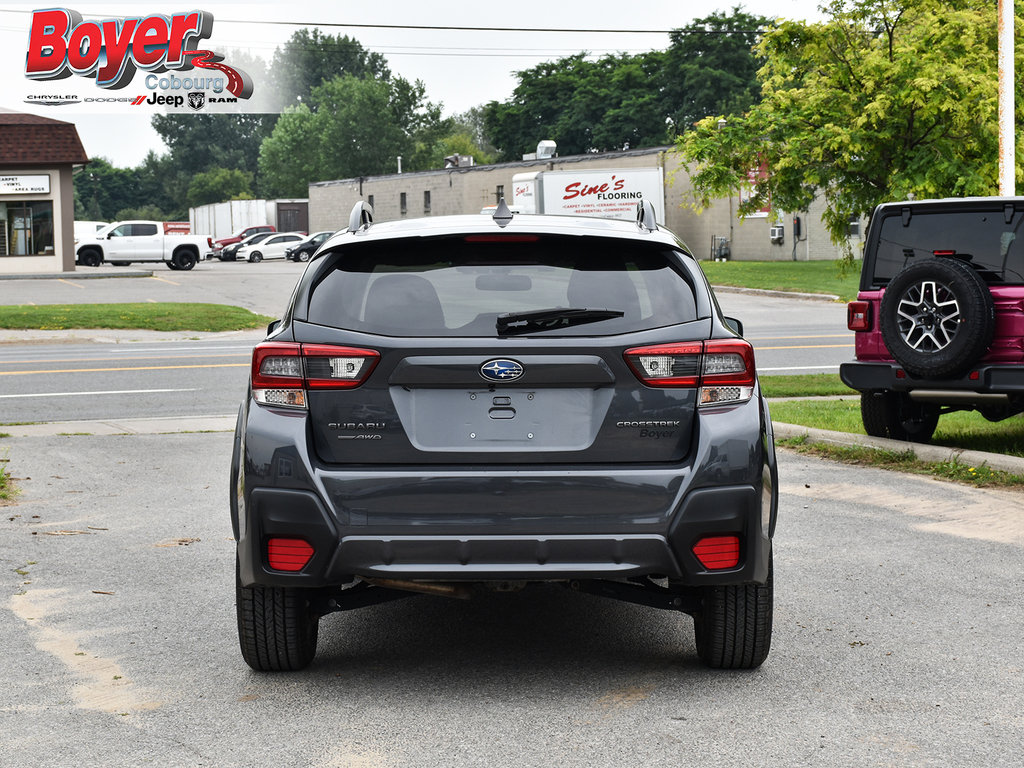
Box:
xmin=251 ymin=342 xmax=379 ymax=409
xmin=624 ymin=339 xmax=756 ymax=407
xmin=848 ymin=300 xmax=871 ymax=331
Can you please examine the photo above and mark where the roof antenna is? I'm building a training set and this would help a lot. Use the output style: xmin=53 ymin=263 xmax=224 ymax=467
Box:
xmin=492 ymin=198 xmax=514 ymax=228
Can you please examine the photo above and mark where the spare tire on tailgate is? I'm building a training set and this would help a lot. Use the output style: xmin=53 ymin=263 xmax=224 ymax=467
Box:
xmin=879 ymin=257 xmax=994 ymax=378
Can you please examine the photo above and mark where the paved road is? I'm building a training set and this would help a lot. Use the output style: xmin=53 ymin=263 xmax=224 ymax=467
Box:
xmin=1 ymin=434 xmax=1020 ymax=767
xmin=0 ymin=266 xmax=851 ymax=424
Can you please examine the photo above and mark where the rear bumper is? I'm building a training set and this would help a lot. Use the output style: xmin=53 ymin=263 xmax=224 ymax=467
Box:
xmin=235 ymin=394 xmax=777 ymax=589
xmin=237 ymin=483 xmax=770 ymax=586
xmin=841 ymin=361 xmax=1024 ymax=395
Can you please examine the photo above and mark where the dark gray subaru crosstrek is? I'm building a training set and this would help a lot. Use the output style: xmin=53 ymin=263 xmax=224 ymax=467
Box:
xmin=231 ymin=200 xmax=778 ymax=671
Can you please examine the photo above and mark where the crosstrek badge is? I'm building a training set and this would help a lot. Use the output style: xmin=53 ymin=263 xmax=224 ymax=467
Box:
xmin=24 ymin=7 xmax=252 ymax=98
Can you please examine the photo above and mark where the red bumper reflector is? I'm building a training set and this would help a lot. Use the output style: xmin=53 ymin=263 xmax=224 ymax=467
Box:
xmin=693 ymin=536 xmax=740 ymax=569
xmin=267 ymin=538 xmax=314 ymax=572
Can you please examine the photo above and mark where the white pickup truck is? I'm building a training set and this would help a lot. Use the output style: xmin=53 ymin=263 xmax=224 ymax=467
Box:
xmin=75 ymin=221 xmax=212 ymax=271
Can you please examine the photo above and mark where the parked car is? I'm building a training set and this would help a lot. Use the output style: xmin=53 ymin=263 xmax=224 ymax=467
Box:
xmin=841 ymin=197 xmax=1024 ymax=441
xmin=231 ymin=200 xmax=779 ymax=672
xmin=75 ymin=220 xmax=211 ymax=270
xmin=285 ymin=230 xmax=334 ymax=262
xmin=210 ymin=224 xmax=276 ymax=257
xmin=237 ymin=232 xmax=304 ymax=263
xmin=219 ymin=231 xmax=276 ymax=261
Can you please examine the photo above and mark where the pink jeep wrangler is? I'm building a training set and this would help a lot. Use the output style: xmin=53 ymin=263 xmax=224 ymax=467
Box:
xmin=840 ymin=197 xmax=1024 ymax=442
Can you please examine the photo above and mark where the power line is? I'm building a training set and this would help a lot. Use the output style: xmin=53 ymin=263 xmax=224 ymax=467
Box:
xmin=0 ymin=9 xmax=763 ymax=35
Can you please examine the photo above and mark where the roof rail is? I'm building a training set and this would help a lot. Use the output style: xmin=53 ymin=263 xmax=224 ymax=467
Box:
xmin=492 ymin=197 xmax=514 ymax=228
xmin=348 ymin=201 xmax=374 ymax=233
xmin=636 ymin=199 xmax=657 ymax=233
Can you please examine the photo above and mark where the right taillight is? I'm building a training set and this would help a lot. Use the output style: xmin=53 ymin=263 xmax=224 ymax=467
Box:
xmin=251 ymin=342 xmax=379 ymax=409
xmin=847 ymin=300 xmax=871 ymax=331
xmin=624 ymin=339 xmax=756 ymax=407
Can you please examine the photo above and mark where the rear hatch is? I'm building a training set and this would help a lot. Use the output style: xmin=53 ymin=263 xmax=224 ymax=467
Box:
xmin=294 ymin=234 xmax=713 ymax=465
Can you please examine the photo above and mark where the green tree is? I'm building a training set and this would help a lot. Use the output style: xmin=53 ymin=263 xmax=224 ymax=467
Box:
xmin=270 ymin=28 xmax=391 ymax=107
xmin=662 ymin=8 xmax=772 ymax=132
xmin=151 ymin=114 xmax=276 ymax=195
xmin=258 ymin=74 xmax=449 ymax=194
xmin=677 ymin=0 xmax=1022 ymax=249
xmin=114 ymin=204 xmax=168 ymax=221
xmin=186 ymin=167 xmax=254 ymax=207
xmin=257 ymin=105 xmax=321 ymax=197
xmin=73 ymin=158 xmax=139 ymax=221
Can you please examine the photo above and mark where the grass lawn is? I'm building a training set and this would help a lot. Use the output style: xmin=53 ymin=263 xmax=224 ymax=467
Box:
xmin=759 ymin=373 xmax=851 ymax=398
xmin=0 ymin=303 xmax=274 ymax=333
xmin=698 ymin=259 xmax=860 ymax=301
xmin=770 ymin=397 xmax=1024 ymax=458
xmin=779 ymin=436 xmax=1024 ymax=489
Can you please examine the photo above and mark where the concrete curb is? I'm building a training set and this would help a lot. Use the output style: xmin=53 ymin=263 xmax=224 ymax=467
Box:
xmin=0 ymin=414 xmax=236 ymax=437
xmin=0 ymin=268 xmax=154 ymax=280
xmin=710 ymin=284 xmax=842 ymax=302
xmin=773 ymin=421 xmax=1024 ymax=475
xmin=0 ymin=327 xmax=266 ymax=344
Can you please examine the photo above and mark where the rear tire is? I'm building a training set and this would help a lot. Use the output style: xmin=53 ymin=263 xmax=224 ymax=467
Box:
xmin=236 ymin=560 xmax=319 ymax=671
xmin=173 ymin=250 xmax=197 ymax=270
xmin=693 ymin=555 xmax=773 ymax=670
xmin=861 ymin=391 xmax=939 ymax=442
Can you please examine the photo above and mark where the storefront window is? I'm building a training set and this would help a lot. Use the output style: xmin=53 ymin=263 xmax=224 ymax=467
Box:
xmin=0 ymin=201 xmax=54 ymax=256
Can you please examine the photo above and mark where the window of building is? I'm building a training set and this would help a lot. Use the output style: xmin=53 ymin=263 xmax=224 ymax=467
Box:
xmin=400 ymin=192 xmax=407 ymax=215
xmin=367 ymin=194 xmax=375 ymax=210
xmin=0 ymin=200 xmax=54 ymax=256
xmin=424 ymin=190 xmax=431 ymax=213
xmin=495 ymin=185 xmax=505 ymax=204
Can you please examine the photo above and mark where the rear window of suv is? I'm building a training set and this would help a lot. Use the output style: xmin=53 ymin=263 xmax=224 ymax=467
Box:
xmin=870 ymin=207 xmax=1024 ymax=286
xmin=307 ymin=235 xmax=701 ymax=337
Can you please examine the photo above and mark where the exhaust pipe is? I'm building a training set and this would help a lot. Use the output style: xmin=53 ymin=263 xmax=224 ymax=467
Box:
xmin=364 ymin=578 xmax=473 ymax=600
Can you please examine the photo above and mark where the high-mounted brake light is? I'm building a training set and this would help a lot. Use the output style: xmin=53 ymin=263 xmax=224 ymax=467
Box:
xmin=624 ymin=339 xmax=756 ymax=407
xmin=847 ymin=300 xmax=871 ymax=331
xmin=251 ymin=342 xmax=379 ymax=408
xmin=463 ymin=234 xmax=540 ymax=243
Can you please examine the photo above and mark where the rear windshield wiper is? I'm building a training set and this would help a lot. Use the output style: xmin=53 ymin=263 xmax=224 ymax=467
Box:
xmin=496 ymin=307 xmax=624 ymax=335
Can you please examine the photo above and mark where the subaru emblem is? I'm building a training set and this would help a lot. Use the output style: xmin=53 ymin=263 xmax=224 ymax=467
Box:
xmin=480 ymin=358 xmax=524 ymax=382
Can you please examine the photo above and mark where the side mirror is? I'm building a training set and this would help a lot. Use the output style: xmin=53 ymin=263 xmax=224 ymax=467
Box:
xmin=724 ymin=316 xmax=744 ymax=336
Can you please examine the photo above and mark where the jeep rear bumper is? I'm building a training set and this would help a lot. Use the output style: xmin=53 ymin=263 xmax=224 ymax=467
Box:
xmin=840 ymin=361 xmax=1024 ymax=395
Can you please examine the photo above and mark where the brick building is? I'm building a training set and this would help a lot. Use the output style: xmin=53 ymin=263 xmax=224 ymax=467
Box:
xmin=0 ymin=109 xmax=89 ymax=274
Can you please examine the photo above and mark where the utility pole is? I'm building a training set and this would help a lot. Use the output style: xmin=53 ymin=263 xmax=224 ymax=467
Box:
xmin=998 ymin=0 xmax=1015 ymax=195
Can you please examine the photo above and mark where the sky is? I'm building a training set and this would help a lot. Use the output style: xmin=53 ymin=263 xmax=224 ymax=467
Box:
xmin=1 ymin=1 xmax=828 ymax=167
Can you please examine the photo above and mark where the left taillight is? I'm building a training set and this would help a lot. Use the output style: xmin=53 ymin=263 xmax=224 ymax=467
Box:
xmin=251 ymin=342 xmax=379 ymax=409
xmin=624 ymin=339 xmax=756 ymax=407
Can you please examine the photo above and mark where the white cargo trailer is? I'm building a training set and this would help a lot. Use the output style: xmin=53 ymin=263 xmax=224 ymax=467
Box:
xmin=512 ymin=167 xmax=665 ymax=222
